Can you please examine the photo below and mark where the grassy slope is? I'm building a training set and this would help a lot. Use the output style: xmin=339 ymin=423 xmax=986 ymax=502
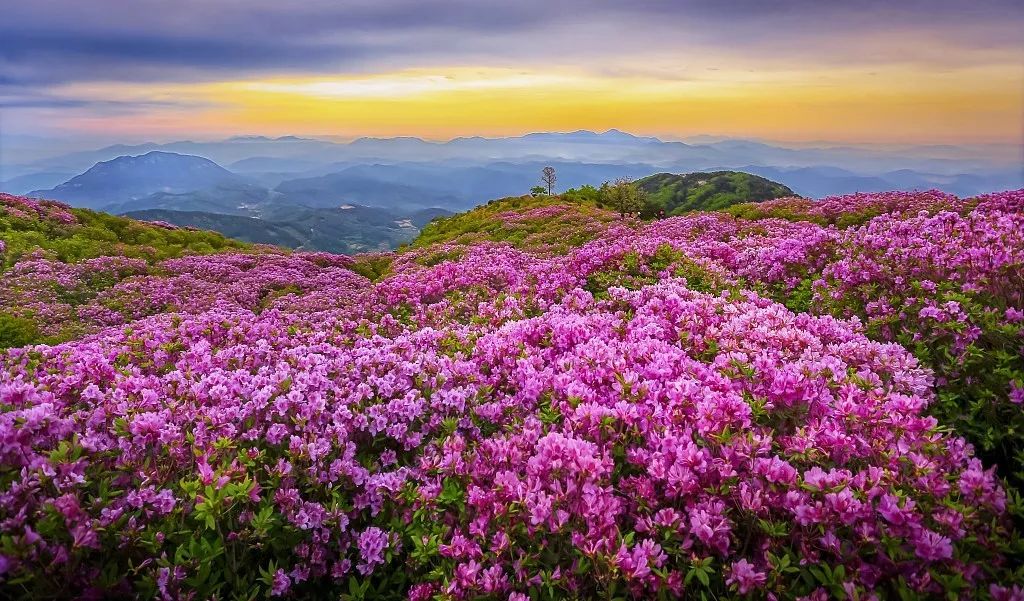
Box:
xmin=1 ymin=197 xmax=256 ymax=269
xmin=411 ymin=195 xmax=622 ymax=253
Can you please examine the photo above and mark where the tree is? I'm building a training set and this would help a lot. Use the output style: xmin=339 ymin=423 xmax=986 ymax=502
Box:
xmin=562 ymin=184 xmax=601 ymax=205
xmin=601 ymin=177 xmax=646 ymax=217
xmin=530 ymin=185 xmax=547 ymax=196
xmin=541 ymin=166 xmax=557 ymax=195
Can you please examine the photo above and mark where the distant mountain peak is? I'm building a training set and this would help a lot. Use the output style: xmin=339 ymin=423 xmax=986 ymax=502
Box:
xmin=93 ymin=151 xmax=224 ymax=169
xmin=30 ymin=152 xmax=243 ymax=211
xmin=601 ymin=128 xmax=632 ymax=137
xmin=227 ymin=135 xmax=273 ymax=142
xmin=226 ymin=135 xmax=315 ymax=142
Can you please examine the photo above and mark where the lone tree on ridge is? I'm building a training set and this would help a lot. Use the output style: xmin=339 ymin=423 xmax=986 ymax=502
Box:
xmin=541 ymin=166 xmax=557 ymax=195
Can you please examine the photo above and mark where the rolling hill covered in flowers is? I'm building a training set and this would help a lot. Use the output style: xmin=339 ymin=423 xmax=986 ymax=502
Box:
xmin=1 ymin=188 xmax=1023 ymax=599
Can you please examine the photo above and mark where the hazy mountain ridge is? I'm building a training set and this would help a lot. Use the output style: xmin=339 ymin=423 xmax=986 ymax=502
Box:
xmin=6 ymin=130 xmax=1018 ymax=191
xmin=8 ymin=130 xmax=1022 ymax=252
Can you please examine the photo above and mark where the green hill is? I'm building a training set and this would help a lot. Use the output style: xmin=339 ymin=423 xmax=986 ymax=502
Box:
xmin=412 ymin=195 xmax=619 ymax=253
xmin=637 ymin=170 xmax=795 ymax=215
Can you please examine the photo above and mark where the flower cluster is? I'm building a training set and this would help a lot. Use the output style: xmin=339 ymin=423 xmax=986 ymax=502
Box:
xmin=0 ymin=189 xmax=1022 ymax=599
xmin=0 ymin=193 xmax=77 ymax=225
xmin=725 ymin=189 xmax=961 ymax=226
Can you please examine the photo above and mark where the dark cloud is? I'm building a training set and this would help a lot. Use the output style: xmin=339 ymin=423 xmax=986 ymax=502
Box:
xmin=0 ymin=88 xmax=215 ymax=114
xmin=0 ymin=0 xmax=548 ymax=88
xmin=1 ymin=29 xmax=379 ymax=85
xmin=0 ymin=0 xmax=1020 ymax=90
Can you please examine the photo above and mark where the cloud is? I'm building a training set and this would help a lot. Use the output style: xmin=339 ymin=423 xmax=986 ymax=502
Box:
xmin=1 ymin=0 xmax=1020 ymax=145
xmin=2 ymin=0 xmax=1021 ymax=88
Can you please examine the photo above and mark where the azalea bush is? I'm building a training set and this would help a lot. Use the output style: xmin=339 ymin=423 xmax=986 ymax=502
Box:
xmin=1 ymin=189 xmax=1024 ymax=599
xmin=563 ymin=191 xmax=1024 ymax=496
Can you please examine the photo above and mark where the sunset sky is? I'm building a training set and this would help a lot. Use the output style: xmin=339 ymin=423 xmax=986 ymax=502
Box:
xmin=3 ymin=0 xmax=1023 ymax=145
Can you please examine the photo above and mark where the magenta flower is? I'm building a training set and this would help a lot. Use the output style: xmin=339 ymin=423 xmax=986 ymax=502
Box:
xmin=727 ymin=559 xmax=767 ymax=594
xmin=913 ymin=530 xmax=954 ymax=561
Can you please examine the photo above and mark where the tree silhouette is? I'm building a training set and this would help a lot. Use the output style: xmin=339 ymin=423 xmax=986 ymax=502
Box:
xmin=541 ymin=166 xmax=557 ymax=195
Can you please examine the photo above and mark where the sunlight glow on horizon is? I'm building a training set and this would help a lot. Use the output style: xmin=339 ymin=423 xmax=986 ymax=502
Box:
xmin=38 ymin=63 xmax=1022 ymax=145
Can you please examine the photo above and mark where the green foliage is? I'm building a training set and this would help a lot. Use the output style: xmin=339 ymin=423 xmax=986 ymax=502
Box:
xmin=561 ymin=184 xmax=603 ymax=206
xmin=412 ymin=195 xmax=619 ymax=253
xmin=0 ymin=204 xmax=253 ymax=270
xmin=350 ymin=253 xmax=395 ymax=281
xmin=638 ymin=171 xmax=794 ymax=217
xmin=724 ymin=200 xmax=829 ymax=225
xmin=853 ymin=287 xmax=1024 ymax=491
xmin=0 ymin=313 xmax=42 ymax=349
xmin=601 ymin=177 xmax=647 ymax=217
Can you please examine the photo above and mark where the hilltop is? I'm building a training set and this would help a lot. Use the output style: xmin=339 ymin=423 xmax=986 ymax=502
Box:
xmin=637 ymin=170 xmax=795 ymax=214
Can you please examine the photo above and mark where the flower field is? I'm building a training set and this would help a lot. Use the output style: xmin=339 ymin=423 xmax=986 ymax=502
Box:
xmin=1 ymin=189 xmax=1023 ymax=599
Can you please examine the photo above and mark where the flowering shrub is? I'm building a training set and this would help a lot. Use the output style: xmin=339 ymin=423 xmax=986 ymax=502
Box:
xmin=808 ymin=203 xmax=1024 ymax=487
xmin=0 ymin=252 xmax=366 ymax=346
xmin=1 ymin=190 xmax=1023 ymax=598
xmin=558 ymin=191 xmax=1024 ymax=495
xmin=0 ymin=193 xmax=77 ymax=225
xmin=406 ymin=283 xmax=1012 ymax=599
xmin=725 ymin=190 xmax=961 ymax=227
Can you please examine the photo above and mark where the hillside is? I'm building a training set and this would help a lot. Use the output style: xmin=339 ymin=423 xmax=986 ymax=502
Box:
xmin=412 ymin=194 xmax=618 ymax=251
xmin=0 ymin=192 xmax=253 ymax=269
xmin=638 ymin=170 xmax=795 ymax=214
xmin=0 ymin=193 xmax=258 ymax=347
xmin=103 ymin=182 xmax=283 ymax=215
xmin=1 ymin=188 xmax=1023 ymax=599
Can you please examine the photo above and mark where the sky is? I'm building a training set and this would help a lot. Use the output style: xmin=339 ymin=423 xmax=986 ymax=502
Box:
xmin=2 ymin=0 xmax=1023 ymax=145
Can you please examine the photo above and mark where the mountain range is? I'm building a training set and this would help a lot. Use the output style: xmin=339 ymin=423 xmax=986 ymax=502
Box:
xmin=5 ymin=129 xmax=1021 ymax=253
xmin=5 ymin=130 xmax=1019 ymax=193
xmin=23 ymin=151 xmax=454 ymax=252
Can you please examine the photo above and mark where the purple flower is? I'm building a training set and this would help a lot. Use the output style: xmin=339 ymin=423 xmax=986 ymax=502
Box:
xmin=271 ymin=569 xmax=290 ymax=596
xmin=356 ymin=527 xmax=389 ymax=575
xmin=727 ymin=559 xmax=767 ymax=594
xmin=913 ymin=530 xmax=953 ymax=561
